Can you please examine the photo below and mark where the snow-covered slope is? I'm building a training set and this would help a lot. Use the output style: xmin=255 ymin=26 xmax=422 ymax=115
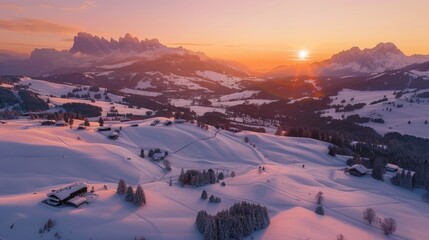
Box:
xmin=322 ymin=89 xmax=429 ymax=138
xmin=0 ymin=119 xmax=428 ymax=239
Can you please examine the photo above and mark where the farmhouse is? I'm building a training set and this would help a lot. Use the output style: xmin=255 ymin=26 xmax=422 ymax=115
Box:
xmin=347 ymin=164 xmax=368 ymax=177
xmin=46 ymin=182 xmax=88 ymax=207
xmin=152 ymin=152 xmax=166 ymax=161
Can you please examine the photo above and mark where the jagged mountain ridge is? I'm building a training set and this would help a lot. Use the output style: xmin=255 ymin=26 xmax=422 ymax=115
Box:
xmin=69 ymin=32 xmax=168 ymax=57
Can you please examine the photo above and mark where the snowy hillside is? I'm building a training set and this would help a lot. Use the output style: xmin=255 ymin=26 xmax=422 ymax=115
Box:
xmin=0 ymin=119 xmax=428 ymax=239
xmin=322 ymin=89 xmax=429 ymax=138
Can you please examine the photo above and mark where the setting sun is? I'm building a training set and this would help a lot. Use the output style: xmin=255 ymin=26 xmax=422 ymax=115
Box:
xmin=298 ymin=50 xmax=309 ymax=60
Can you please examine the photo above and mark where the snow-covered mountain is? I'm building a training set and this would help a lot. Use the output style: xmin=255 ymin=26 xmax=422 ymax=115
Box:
xmin=321 ymin=42 xmax=429 ymax=76
xmin=268 ymin=43 xmax=429 ymax=77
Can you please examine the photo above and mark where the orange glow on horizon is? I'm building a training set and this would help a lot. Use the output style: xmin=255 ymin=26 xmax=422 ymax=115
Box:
xmin=0 ymin=1 xmax=428 ymax=70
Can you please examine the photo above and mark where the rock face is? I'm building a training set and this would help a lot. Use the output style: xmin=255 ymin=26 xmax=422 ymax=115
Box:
xmin=69 ymin=32 xmax=165 ymax=56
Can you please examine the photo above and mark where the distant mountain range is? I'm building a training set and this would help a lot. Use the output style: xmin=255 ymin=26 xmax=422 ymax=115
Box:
xmin=268 ymin=42 xmax=429 ymax=77
xmin=1 ymin=33 xmax=429 ymax=96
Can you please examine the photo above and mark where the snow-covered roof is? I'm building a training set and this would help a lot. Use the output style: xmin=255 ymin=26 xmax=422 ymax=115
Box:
xmin=47 ymin=182 xmax=88 ymax=201
xmin=174 ymin=119 xmax=186 ymax=123
xmin=350 ymin=164 xmax=368 ymax=174
xmin=68 ymin=196 xmax=87 ymax=206
xmin=385 ymin=163 xmax=399 ymax=170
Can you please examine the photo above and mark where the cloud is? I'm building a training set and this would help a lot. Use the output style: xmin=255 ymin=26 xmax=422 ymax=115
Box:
xmin=0 ymin=18 xmax=80 ymax=34
xmin=0 ymin=3 xmax=26 ymax=12
xmin=168 ymin=42 xmax=214 ymax=47
xmin=39 ymin=0 xmax=96 ymax=12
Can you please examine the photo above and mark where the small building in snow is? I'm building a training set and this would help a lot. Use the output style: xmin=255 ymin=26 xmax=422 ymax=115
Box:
xmin=346 ymin=164 xmax=368 ymax=177
xmin=46 ymin=182 xmax=88 ymax=207
xmin=174 ymin=119 xmax=186 ymax=124
xmin=55 ymin=120 xmax=67 ymax=126
xmin=108 ymin=131 xmax=119 ymax=140
xmin=163 ymin=120 xmax=172 ymax=126
xmin=385 ymin=163 xmax=399 ymax=172
xmin=97 ymin=126 xmax=111 ymax=131
xmin=152 ymin=152 xmax=166 ymax=161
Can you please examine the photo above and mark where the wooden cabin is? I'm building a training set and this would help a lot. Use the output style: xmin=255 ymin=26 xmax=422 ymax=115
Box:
xmin=46 ymin=182 xmax=88 ymax=207
xmin=347 ymin=164 xmax=368 ymax=177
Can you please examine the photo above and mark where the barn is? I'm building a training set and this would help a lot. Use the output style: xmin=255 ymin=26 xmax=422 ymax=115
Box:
xmin=347 ymin=164 xmax=368 ymax=177
xmin=46 ymin=182 xmax=88 ymax=207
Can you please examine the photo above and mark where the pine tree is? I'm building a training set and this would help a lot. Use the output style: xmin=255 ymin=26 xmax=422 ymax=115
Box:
xmin=84 ymin=119 xmax=90 ymax=126
xmin=134 ymin=185 xmax=146 ymax=207
xmin=218 ymin=172 xmax=224 ymax=180
xmin=68 ymin=118 xmax=74 ymax=128
xmin=140 ymin=149 xmax=145 ymax=158
xmin=125 ymin=186 xmax=135 ymax=202
xmin=404 ymin=170 xmax=413 ymax=190
xmin=315 ymin=191 xmax=324 ymax=205
xmin=98 ymin=117 xmax=104 ymax=126
xmin=201 ymin=190 xmax=208 ymax=200
xmin=315 ymin=205 xmax=324 ymax=215
xmin=371 ymin=159 xmax=384 ymax=181
xmin=391 ymin=172 xmax=400 ymax=186
xmin=148 ymin=149 xmax=154 ymax=158
xmin=117 ymin=178 xmax=127 ymax=194
xmin=178 ymin=168 xmax=185 ymax=185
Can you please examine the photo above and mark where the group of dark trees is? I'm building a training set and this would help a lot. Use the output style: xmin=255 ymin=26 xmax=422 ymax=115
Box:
xmin=117 ymin=179 xmax=146 ymax=207
xmin=18 ymin=90 xmax=49 ymax=112
xmin=61 ymin=102 xmax=102 ymax=118
xmin=201 ymin=190 xmax=221 ymax=203
xmin=196 ymin=201 xmax=270 ymax=240
xmin=391 ymin=169 xmax=413 ymax=190
xmin=179 ymin=168 xmax=226 ymax=187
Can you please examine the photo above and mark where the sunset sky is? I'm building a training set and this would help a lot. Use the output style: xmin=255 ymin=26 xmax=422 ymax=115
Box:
xmin=1 ymin=0 xmax=428 ymax=70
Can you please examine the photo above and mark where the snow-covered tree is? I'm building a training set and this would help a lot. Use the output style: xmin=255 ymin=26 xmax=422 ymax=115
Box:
xmin=125 ymin=186 xmax=135 ymax=202
xmin=140 ymin=149 xmax=145 ymax=158
xmin=98 ymin=117 xmax=104 ymax=126
xmin=337 ymin=233 xmax=346 ymax=240
xmin=218 ymin=172 xmax=224 ymax=180
xmin=379 ymin=218 xmax=396 ymax=235
xmin=133 ymin=185 xmax=146 ymax=207
xmin=371 ymin=159 xmax=384 ymax=181
xmin=117 ymin=178 xmax=127 ymax=194
xmin=315 ymin=205 xmax=324 ymax=215
xmin=84 ymin=118 xmax=90 ymax=126
xmin=363 ymin=208 xmax=376 ymax=225
xmin=315 ymin=191 xmax=324 ymax=205
xmin=201 ymin=190 xmax=208 ymax=200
